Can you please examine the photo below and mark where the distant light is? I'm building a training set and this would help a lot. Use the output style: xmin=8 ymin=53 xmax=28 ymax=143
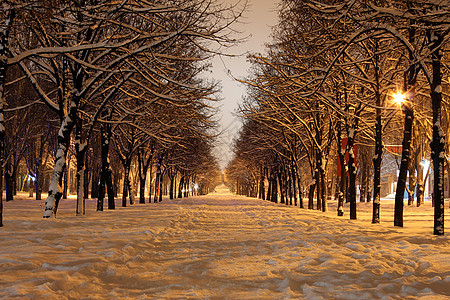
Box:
xmin=420 ymin=159 xmax=430 ymax=169
xmin=393 ymin=92 xmax=405 ymax=105
xmin=194 ymin=184 xmax=199 ymax=190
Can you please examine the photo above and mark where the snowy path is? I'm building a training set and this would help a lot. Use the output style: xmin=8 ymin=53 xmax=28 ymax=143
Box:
xmin=0 ymin=186 xmax=449 ymax=299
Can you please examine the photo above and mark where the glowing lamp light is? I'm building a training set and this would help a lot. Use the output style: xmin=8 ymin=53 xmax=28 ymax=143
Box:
xmin=392 ymin=92 xmax=406 ymax=105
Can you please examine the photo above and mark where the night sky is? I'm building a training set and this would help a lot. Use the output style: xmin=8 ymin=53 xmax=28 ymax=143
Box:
xmin=212 ymin=0 xmax=280 ymax=169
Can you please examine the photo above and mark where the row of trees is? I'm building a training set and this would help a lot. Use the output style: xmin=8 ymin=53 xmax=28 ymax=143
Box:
xmin=227 ymin=0 xmax=449 ymax=235
xmin=0 ymin=0 xmax=241 ymax=225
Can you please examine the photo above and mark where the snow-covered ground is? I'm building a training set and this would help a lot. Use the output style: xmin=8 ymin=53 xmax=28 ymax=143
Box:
xmin=0 ymin=185 xmax=449 ymax=299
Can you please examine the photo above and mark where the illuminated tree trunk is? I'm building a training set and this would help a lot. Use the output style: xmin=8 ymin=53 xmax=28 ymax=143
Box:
xmin=297 ymin=174 xmax=303 ymax=208
xmin=158 ymin=168 xmax=165 ymax=202
xmin=75 ymin=117 xmax=87 ymax=216
xmin=308 ymin=170 xmax=316 ymax=210
xmin=372 ymin=110 xmax=382 ymax=223
xmin=120 ymin=154 xmax=134 ymax=207
xmin=337 ymin=127 xmax=346 ymax=217
xmin=122 ymin=165 xmax=130 ymax=207
xmin=266 ymin=170 xmax=272 ymax=202
xmin=394 ymin=101 xmax=413 ymax=227
xmin=416 ymin=145 xmax=425 ymax=207
xmin=291 ymin=165 xmax=297 ymax=206
xmin=43 ymin=94 xmax=78 ymax=218
xmin=168 ymin=168 xmax=176 ymax=200
xmin=271 ymin=170 xmax=278 ymax=203
xmin=315 ymin=166 xmax=321 ymax=211
xmin=184 ymin=176 xmax=189 ymax=198
xmin=5 ymin=162 xmax=13 ymax=201
xmin=347 ymin=129 xmax=357 ymax=220
xmin=278 ymin=168 xmax=285 ymax=204
xmin=258 ymin=165 xmax=265 ymax=200
xmin=178 ymin=175 xmax=184 ymax=198
xmin=154 ymin=154 xmax=163 ymax=203
xmin=106 ymin=167 xmax=115 ymax=209
xmin=319 ymin=160 xmax=326 ymax=212
xmin=137 ymin=147 xmax=153 ymax=204
xmin=372 ymin=53 xmax=382 ymax=222
xmin=98 ymin=123 xmax=109 ymax=210
xmin=428 ymin=29 xmax=445 ymax=236
xmin=407 ymin=153 xmax=416 ymax=206
xmin=0 ymin=51 xmax=5 ymax=225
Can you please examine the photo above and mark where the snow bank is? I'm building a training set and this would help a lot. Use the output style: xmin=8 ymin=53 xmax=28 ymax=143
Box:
xmin=0 ymin=187 xmax=448 ymax=299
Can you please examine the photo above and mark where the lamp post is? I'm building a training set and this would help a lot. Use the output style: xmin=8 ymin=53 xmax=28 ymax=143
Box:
xmin=394 ymin=91 xmax=414 ymax=227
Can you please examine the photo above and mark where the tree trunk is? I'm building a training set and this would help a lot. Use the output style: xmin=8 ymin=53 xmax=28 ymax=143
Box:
xmin=259 ymin=166 xmax=265 ymax=200
xmin=154 ymin=154 xmax=163 ymax=203
xmin=0 ymin=169 xmax=3 ymax=227
xmin=337 ymin=125 xmax=346 ymax=217
xmin=12 ymin=167 xmax=17 ymax=196
xmin=278 ymin=169 xmax=285 ymax=204
xmin=416 ymin=146 xmax=425 ymax=207
xmin=83 ymin=164 xmax=89 ymax=199
xmin=372 ymin=49 xmax=383 ymax=222
xmin=271 ymin=172 xmax=278 ymax=203
xmin=139 ymin=176 xmax=146 ymax=203
xmin=154 ymin=171 xmax=160 ymax=203
xmin=90 ymin=167 xmax=99 ymax=199
xmin=35 ymin=165 xmax=42 ymax=200
xmin=43 ymin=95 xmax=78 ymax=218
xmin=372 ymin=115 xmax=382 ymax=223
xmin=337 ymin=172 xmax=345 ymax=217
xmin=428 ymin=30 xmax=445 ymax=235
xmin=292 ymin=166 xmax=297 ymax=206
xmin=320 ymin=163 xmax=326 ymax=212
xmin=315 ymin=167 xmax=321 ymax=211
xmin=159 ymin=170 xmax=164 ymax=202
xmin=169 ymin=174 xmax=174 ymax=199
xmin=348 ymin=130 xmax=357 ymax=220
xmin=178 ymin=176 xmax=184 ymax=198
xmin=106 ymin=168 xmax=115 ymax=209
xmin=97 ymin=125 xmax=108 ymax=210
xmin=288 ymin=168 xmax=293 ymax=205
xmin=76 ymin=159 xmax=85 ymax=216
xmin=5 ymin=162 xmax=13 ymax=201
xmin=266 ymin=171 xmax=272 ymax=201
xmin=0 ymin=8 xmax=15 ymax=225
xmin=407 ymin=155 xmax=416 ymax=206
xmin=394 ymin=101 xmax=414 ymax=227
xmin=184 ymin=177 xmax=189 ymax=198
xmin=28 ymin=180 xmax=34 ymax=197
xmin=122 ymin=164 xmax=131 ymax=207
xmin=360 ymin=176 xmax=366 ymax=203
xmin=308 ymin=173 xmax=315 ymax=210
xmin=297 ymin=174 xmax=303 ymax=208
xmin=75 ymin=117 xmax=87 ymax=216
xmin=138 ymin=147 xmax=153 ymax=204
xmin=113 ymin=169 xmax=119 ymax=198
xmin=63 ymin=160 xmax=68 ymax=199
xmin=147 ymin=164 xmax=152 ymax=203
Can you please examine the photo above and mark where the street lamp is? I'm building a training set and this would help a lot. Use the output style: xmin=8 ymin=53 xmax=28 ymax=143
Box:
xmin=382 ymin=92 xmax=406 ymax=130
xmin=392 ymin=92 xmax=406 ymax=105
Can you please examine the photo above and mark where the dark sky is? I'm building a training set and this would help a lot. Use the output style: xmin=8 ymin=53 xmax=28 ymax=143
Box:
xmin=212 ymin=0 xmax=280 ymax=169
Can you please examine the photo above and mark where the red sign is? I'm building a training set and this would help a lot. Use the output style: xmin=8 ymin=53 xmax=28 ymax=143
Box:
xmin=337 ymin=138 xmax=357 ymax=176
xmin=385 ymin=145 xmax=402 ymax=154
